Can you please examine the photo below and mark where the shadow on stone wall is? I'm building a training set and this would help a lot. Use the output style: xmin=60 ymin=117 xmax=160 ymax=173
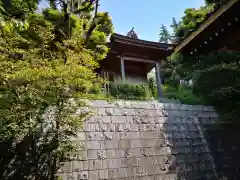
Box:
xmin=203 ymin=119 xmax=240 ymax=180
xmin=161 ymin=107 xmax=218 ymax=180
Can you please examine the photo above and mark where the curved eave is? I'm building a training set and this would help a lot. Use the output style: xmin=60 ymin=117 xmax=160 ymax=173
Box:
xmin=174 ymin=0 xmax=239 ymax=54
xmin=111 ymin=33 xmax=175 ymax=51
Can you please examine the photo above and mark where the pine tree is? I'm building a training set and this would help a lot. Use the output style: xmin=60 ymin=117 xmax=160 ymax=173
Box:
xmin=159 ymin=24 xmax=170 ymax=43
xmin=171 ymin=17 xmax=179 ymax=33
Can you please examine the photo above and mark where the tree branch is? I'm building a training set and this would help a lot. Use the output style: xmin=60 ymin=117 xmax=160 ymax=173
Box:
xmin=83 ymin=0 xmax=99 ymax=46
xmin=72 ymin=0 xmax=96 ymax=14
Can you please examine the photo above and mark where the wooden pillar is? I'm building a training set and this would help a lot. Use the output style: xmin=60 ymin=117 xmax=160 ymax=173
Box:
xmin=120 ymin=57 xmax=126 ymax=83
xmin=155 ymin=61 xmax=162 ymax=99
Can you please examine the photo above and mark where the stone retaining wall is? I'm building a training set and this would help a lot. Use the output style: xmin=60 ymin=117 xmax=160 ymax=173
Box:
xmin=57 ymin=100 xmax=219 ymax=180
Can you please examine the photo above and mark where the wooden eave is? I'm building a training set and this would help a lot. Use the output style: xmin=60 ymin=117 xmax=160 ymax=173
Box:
xmin=111 ymin=33 xmax=175 ymax=51
xmin=174 ymin=0 xmax=239 ymax=54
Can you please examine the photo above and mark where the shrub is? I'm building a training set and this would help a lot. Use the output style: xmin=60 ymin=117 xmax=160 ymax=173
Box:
xmin=109 ymin=83 xmax=150 ymax=100
xmin=162 ymin=84 xmax=207 ymax=105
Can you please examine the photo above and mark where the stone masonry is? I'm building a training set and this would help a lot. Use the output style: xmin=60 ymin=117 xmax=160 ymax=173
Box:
xmin=57 ymin=100 xmax=219 ymax=180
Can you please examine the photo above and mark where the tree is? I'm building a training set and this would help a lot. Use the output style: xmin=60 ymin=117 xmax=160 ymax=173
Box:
xmin=0 ymin=0 xmax=111 ymax=179
xmin=205 ymin=0 xmax=228 ymax=4
xmin=159 ymin=24 xmax=171 ymax=43
xmin=0 ymin=0 xmax=39 ymax=19
xmin=170 ymin=17 xmax=179 ymax=43
xmin=171 ymin=17 xmax=178 ymax=33
xmin=170 ymin=4 xmax=215 ymax=42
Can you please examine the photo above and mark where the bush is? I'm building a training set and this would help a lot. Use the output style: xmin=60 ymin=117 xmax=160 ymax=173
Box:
xmin=109 ymin=83 xmax=150 ymax=100
xmin=193 ymin=67 xmax=240 ymax=120
xmin=162 ymin=84 xmax=207 ymax=105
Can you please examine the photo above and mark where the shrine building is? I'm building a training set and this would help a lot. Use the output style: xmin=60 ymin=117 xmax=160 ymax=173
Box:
xmin=97 ymin=0 xmax=240 ymax=99
xmin=97 ymin=28 xmax=174 ymax=98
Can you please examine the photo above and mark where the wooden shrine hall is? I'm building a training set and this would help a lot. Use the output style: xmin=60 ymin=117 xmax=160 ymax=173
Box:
xmin=97 ymin=28 xmax=174 ymax=98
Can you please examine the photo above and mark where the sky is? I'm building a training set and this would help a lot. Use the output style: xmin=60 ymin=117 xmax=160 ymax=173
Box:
xmin=99 ymin=0 xmax=205 ymax=42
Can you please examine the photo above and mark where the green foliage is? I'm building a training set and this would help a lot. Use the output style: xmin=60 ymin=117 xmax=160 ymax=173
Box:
xmin=205 ymin=0 xmax=228 ymax=5
xmin=170 ymin=51 xmax=240 ymax=121
xmin=0 ymin=0 xmax=113 ymax=179
xmin=162 ymin=84 xmax=207 ymax=105
xmin=173 ymin=0 xmax=231 ymax=41
xmin=159 ymin=24 xmax=171 ymax=43
xmin=187 ymin=52 xmax=240 ymax=121
xmin=148 ymin=76 xmax=157 ymax=98
xmin=170 ymin=4 xmax=215 ymax=42
xmin=109 ymin=83 xmax=151 ymax=100
xmin=0 ymin=0 xmax=39 ymax=19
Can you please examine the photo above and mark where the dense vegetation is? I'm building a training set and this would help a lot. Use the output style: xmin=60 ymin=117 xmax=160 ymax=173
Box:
xmin=159 ymin=0 xmax=229 ymax=43
xmin=159 ymin=0 xmax=239 ymax=120
xmin=0 ymin=0 xmax=113 ymax=179
xmin=109 ymin=83 xmax=151 ymax=100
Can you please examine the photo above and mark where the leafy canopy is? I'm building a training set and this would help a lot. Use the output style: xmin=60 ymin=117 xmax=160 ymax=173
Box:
xmin=0 ymin=0 xmax=113 ymax=179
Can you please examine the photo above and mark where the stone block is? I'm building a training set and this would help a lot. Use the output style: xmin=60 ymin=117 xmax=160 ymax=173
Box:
xmin=118 ymin=168 xmax=129 ymax=178
xmin=129 ymin=123 xmax=139 ymax=131
xmin=88 ymin=171 xmax=98 ymax=180
xmin=130 ymin=140 xmax=143 ymax=148
xmin=104 ymin=140 xmax=118 ymax=149
xmin=90 ymin=100 xmax=113 ymax=108
xmin=120 ymin=158 xmax=129 ymax=168
xmin=97 ymin=107 xmax=107 ymax=116
xmin=87 ymin=150 xmax=98 ymax=160
xmin=113 ymin=107 xmax=128 ymax=116
xmin=72 ymin=161 xmax=87 ymax=172
xmin=132 ymin=167 xmax=145 ymax=177
xmin=154 ymin=165 xmax=167 ymax=175
xmin=59 ymin=162 xmax=72 ymax=173
xmin=95 ymin=116 xmax=111 ymax=124
xmin=107 ymin=159 xmax=121 ymax=169
xmin=131 ymin=148 xmax=141 ymax=157
xmin=87 ymin=141 xmax=102 ymax=150
xmin=120 ymin=132 xmax=140 ymax=140
xmin=203 ymin=106 xmax=215 ymax=112
xmin=129 ymin=157 xmax=140 ymax=167
xmin=111 ymin=116 xmax=126 ymax=123
xmin=98 ymin=169 xmax=108 ymax=179
xmin=101 ymin=132 xmax=114 ymax=140
xmin=108 ymin=123 xmax=116 ymax=132
xmin=106 ymin=149 xmax=116 ymax=158
xmin=141 ymin=147 xmax=155 ymax=156
xmin=115 ymin=149 xmax=125 ymax=158
xmin=141 ymin=139 xmax=157 ymax=148
xmin=89 ymin=159 xmax=107 ymax=170
xmin=116 ymin=124 xmax=124 ymax=132
xmin=76 ymin=171 xmax=88 ymax=180
xmin=146 ymin=165 xmax=154 ymax=175
xmin=83 ymin=123 xmax=91 ymax=132
xmin=140 ymin=131 xmax=157 ymax=139
xmin=86 ymin=132 xmax=104 ymax=141
xmin=105 ymin=108 xmax=114 ymax=116
xmin=119 ymin=140 xmax=131 ymax=149
xmin=139 ymin=157 xmax=154 ymax=167
xmin=126 ymin=116 xmax=134 ymax=123
xmin=108 ymin=169 xmax=118 ymax=179
xmin=98 ymin=122 xmax=108 ymax=132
